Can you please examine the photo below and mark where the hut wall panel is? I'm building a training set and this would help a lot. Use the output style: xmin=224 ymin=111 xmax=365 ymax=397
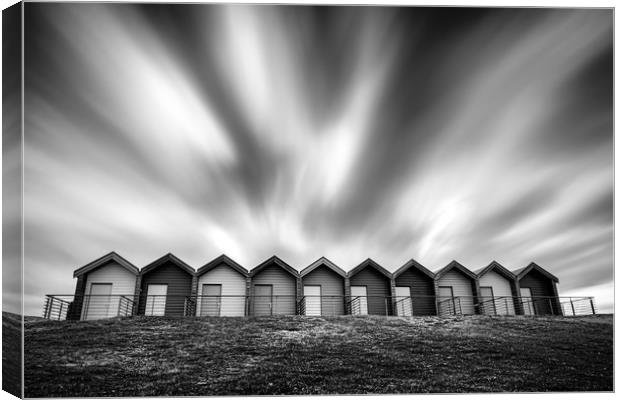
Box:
xmin=197 ymin=264 xmax=246 ymax=316
xmin=349 ymin=267 xmax=391 ymax=315
xmin=478 ymin=270 xmax=515 ymax=315
xmin=302 ymin=265 xmax=345 ymax=315
xmin=519 ymin=270 xmax=559 ymax=315
xmin=81 ymin=262 xmax=137 ymax=320
xmin=437 ymin=270 xmax=475 ymax=315
xmin=69 ymin=275 xmax=87 ymax=320
xmin=252 ymin=264 xmax=296 ymax=315
xmin=139 ymin=262 xmax=193 ymax=316
xmin=394 ymin=269 xmax=436 ymax=315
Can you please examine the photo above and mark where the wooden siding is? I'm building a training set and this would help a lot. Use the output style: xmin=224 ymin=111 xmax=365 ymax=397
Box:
xmin=301 ymin=265 xmax=345 ymax=316
xmin=519 ymin=269 xmax=561 ymax=315
xmin=478 ymin=270 xmax=515 ymax=315
xmin=251 ymin=264 xmax=296 ymax=315
xmin=349 ymin=267 xmax=391 ymax=315
xmin=139 ymin=261 xmax=193 ymax=316
xmin=197 ymin=263 xmax=246 ymax=317
xmin=395 ymin=269 xmax=436 ymax=315
xmin=68 ymin=275 xmax=87 ymax=320
xmin=437 ymin=270 xmax=475 ymax=315
xmin=81 ymin=261 xmax=137 ymax=320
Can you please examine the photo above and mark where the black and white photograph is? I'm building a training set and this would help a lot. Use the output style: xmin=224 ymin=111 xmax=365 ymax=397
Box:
xmin=1 ymin=1 xmax=614 ymax=397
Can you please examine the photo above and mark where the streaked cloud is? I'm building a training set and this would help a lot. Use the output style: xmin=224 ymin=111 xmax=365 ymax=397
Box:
xmin=17 ymin=5 xmax=612 ymax=315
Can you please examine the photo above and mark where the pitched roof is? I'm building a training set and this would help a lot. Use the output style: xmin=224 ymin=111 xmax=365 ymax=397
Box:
xmin=196 ymin=254 xmax=248 ymax=277
xmin=347 ymin=258 xmax=392 ymax=279
xmin=300 ymin=256 xmax=346 ymax=278
xmin=514 ymin=262 xmax=559 ymax=283
xmin=73 ymin=251 xmax=139 ymax=278
xmin=140 ymin=253 xmax=195 ymax=276
xmin=475 ymin=260 xmax=516 ymax=281
xmin=434 ymin=260 xmax=477 ymax=281
xmin=249 ymin=255 xmax=299 ymax=278
xmin=393 ymin=259 xmax=435 ymax=280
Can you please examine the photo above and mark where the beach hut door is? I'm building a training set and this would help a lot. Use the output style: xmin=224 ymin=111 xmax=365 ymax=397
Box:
xmin=84 ymin=283 xmax=112 ymax=320
xmin=304 ymin=285 xmax=321 ymax=316
xmin=145 ymin=284 xmax=167 ymax=316
xmin=350 ymin=286 xmax=368 ymax=315
xmin=520 ymin=287 xmax=534 ymax=315
xmin=253 ymin=285 xmax=273 ymax=316
xmin=395 ymin=286 xmax=412 ymax=317
xmin=201 ymin=284 xmax=222 ymax=317
xmin=438 ymin=286 xmax=456 ymax=315
xmin=479 ymin=286 xmax=496 ymax=315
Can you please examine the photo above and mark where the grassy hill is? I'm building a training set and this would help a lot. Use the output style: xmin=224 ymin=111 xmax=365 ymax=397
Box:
xmin=22 ymin=313 xmax=612 ymax=397
xmin=2 ymin=312 xmax=22 ymax=398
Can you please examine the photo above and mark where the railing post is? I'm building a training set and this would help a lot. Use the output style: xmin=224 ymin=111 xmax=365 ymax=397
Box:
xmin=384 ymin=297 xmax=388 ymax=317
xmin=547 ymin=298 xmax=553 ymax=315
xmin=590 ymin=297 xmax=596 ymax=315
xmin=569 ymin=298 xmax=576 ymax=316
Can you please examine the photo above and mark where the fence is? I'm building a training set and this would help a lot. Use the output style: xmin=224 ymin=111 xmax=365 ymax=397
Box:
xmin=42 ymin=295 xmax=73 ymax=320
xmin=42 ymin=294 xmax=598 ymax=320
xmin=560 ymin=297 xmax=598 ymax=316
xmin=43 ymin=294 xmax=137 ymax=320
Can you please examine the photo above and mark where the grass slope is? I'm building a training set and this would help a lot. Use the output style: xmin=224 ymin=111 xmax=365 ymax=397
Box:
xmin=2 ymin=312 xmax=22 ymax=398
xmin=23 ymin=314 xmax=612 ymax=397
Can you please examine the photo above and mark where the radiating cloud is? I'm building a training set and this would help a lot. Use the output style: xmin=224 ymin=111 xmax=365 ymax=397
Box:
xmin=18 ymin=5 xmax=613 ymax=315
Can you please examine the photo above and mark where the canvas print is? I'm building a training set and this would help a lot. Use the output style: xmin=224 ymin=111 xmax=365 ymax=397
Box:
xmin=2 ymin=3 xmax=613 ymax=397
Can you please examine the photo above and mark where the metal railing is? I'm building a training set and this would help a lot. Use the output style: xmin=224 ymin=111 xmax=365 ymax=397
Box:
xmin=298 ymin=295 xmax=347 ymax=316
xmin=560 ymin=297 xmax=597 ymax=316
xmin=185 ymin=295 xmax=248 ymax=317
xmin=43 ymin=294 xmax=136 ymax=321
xmin=80 ymin=294 xmax=136 ymax=320
xmin=43 ymin=295 xmax=72 ymax=320
xmin=477 ymin=296 xmax=516 ymax=316
xmin=346 ymin=295 xmax=392 ymax=316
xmin=42 ymin=294 xmax=598 ymax=320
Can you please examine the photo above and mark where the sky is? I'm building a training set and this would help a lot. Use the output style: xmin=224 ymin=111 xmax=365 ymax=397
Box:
xmin=9 ymin=4 xmax=613 ymax=315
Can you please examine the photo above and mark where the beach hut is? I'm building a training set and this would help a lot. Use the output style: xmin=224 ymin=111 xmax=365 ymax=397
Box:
xmin=138 ymin=253 xmax=195 ymax=317
xmin=195 ymin=255 xmax=249 ymax=317
xmin=475 ymin=261 xmax=517 ymax=315
xmin=249 ymin=256 xmax=299 ymax=316
xmin=71 ymin=252 xmax=138 ymax=320
xmin=300 ymin=257 xmax=347 ymax=316
xmin=434 ymin=261 xmax=478 ymax=315
xmin=514 ymin=262 xmax=562 ymax=316
xmin=347 ymin=259 xmax=392 ymax=316
xmin=392 ymin=259 xmax=436 ymax=316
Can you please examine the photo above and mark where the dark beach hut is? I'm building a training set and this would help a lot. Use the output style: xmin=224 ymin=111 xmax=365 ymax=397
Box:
xmin=71 ymin=252 xmax=139 ymax=320
xmin=392 ymin=259 xmax=436 ymax=316
xmin=475 ymin=261 xmax=518 ymax=315
xmin=434 ymin=261 xmax=478 ymax=315
xmin=249 ymin=256 xmax=299 ymax=316
xmin=347 ymin=259 xmax=392 ymax=316
xmin=514 ymin=262 xmax=562 ymax=316
xmin=300 ymin=257 xmax=347 ymax=316
xmin=138 ymin=253 xmax=195 ymax=317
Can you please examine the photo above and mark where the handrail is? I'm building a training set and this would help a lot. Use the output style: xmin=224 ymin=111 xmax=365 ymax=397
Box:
xmin=42 ymin=294 xmax=598 ymax=320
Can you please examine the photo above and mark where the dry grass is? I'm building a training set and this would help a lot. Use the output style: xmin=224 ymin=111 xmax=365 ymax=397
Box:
xmin=2 ymin=312 xmax=22 ymax=398
xmin=22 ymin=313 xmax=613 ymax=397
